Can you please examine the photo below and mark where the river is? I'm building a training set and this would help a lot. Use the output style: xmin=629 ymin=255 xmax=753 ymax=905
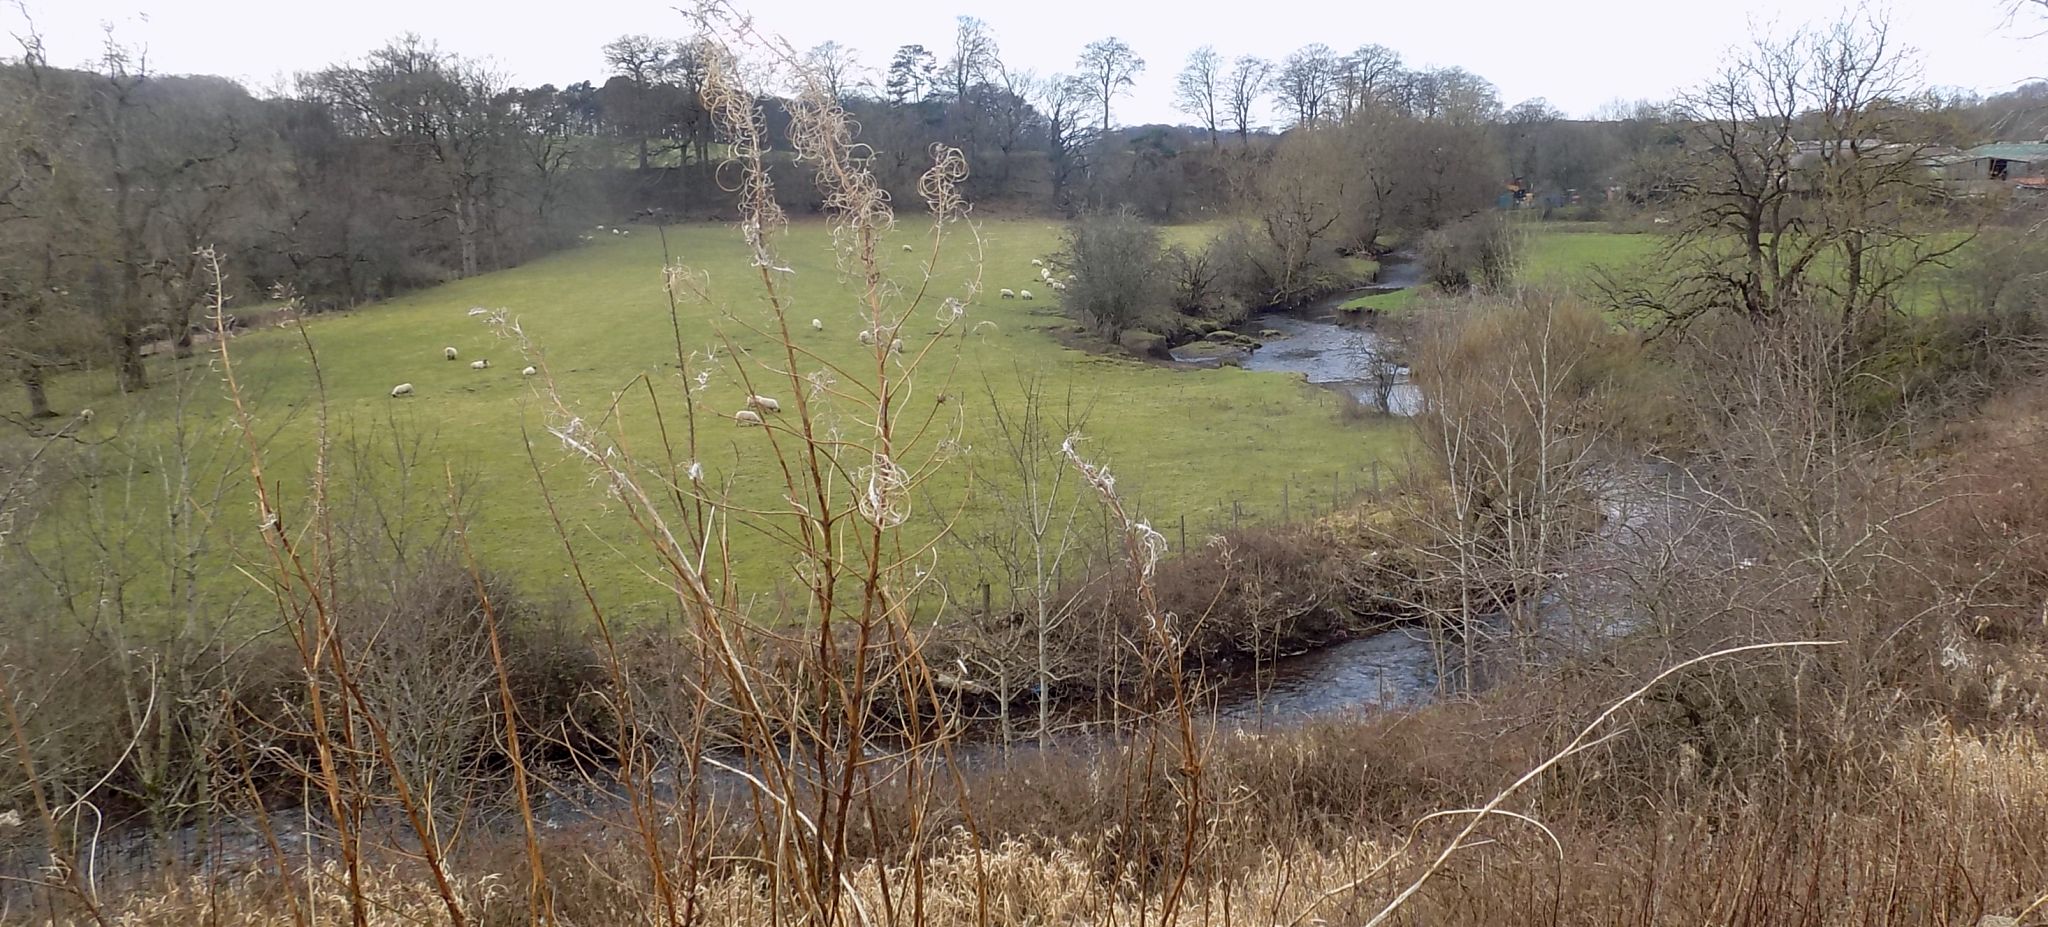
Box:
xmin=1173 ymin=256 xmax=1426 ymax=416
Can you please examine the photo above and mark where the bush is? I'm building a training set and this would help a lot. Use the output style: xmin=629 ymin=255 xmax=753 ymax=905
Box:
xmin=1057 ymin=208 xmax=1168 ymax=339
xmin=1420 ymin=214 xmax=1517 ymax=292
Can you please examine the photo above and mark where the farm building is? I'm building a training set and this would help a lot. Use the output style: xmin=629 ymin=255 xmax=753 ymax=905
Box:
xmin=1934 ymin=142 xmax=2048 ymax=186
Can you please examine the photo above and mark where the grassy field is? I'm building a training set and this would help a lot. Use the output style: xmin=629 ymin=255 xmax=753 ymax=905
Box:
xmin=21 ymin=219 xmax=1408 ymax=618
xmin=1339 ymin=288 xmax=1417 ymax=314
xmin=1519 ymin=222 xmax=1661 ymax=286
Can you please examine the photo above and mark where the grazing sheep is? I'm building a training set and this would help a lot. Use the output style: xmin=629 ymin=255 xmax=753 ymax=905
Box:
xmin=999 ymin=288 xmax=1016 ymax=299
xmin=471 ymin=359 xmax=489 ymax=369
xmin=1030 ymin=258 xmax=1044 ymax=267
xmin=620 ymin=230 xmax=630 ymax=236
xmin=901 ymin=244 xmax=914 ymax=252
xmin=444 ymin=346 xmax=459 ymax=360
xmin=1019 ymin=289 xmax=1034 ymax=300
xmin=1066 ymin=273 xmax=1076 ymax=282
xmin=1050 ymin=281 xmax=1066 ymax=291
xmin=77 ymin=408 xmax=95 ymax=423
xmin=733 ymin=409 xmax=764 ymax=426
xmin=389 ymin=383 xmax=414 ymax=398
xmin=859 ymin=330 xmax=876 ymax=346
xmin=521 ymin=365 xmax=537 ymax=376
xmin=746 ymin=394 xmax=782 ymax=413
xmin=890 ymin=338 xmax=904 ymax=354
xmin=811 ymin=318 xmax=823 ymax=330
xmin=596 ymin=225 xmax=607 ymax=230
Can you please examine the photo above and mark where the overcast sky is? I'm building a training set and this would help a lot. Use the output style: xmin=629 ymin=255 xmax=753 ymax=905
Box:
xmin=9 ymin=0 xmax=2045 ymax=126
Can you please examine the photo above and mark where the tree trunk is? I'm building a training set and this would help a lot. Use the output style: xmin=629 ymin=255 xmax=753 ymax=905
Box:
xmin=455 ymin=193 xmax=480 ymax=278
xmin=23 ymin=369 xmax=53 ymax=418
xmin=117 ymin=327 xmax=148 ymax=392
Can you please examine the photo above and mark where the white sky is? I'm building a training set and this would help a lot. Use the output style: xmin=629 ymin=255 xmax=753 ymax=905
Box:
xmin=9 ymin=0 xmax=2045 ymax=127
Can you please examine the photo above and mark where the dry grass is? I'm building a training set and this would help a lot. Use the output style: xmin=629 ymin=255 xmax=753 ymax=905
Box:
xmin=80 ymin=723 xmax=2048 ymax=926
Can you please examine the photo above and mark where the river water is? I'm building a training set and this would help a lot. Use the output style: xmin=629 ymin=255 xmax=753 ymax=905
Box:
xmin=1174 ymin=257 xmax=1427 ymax=416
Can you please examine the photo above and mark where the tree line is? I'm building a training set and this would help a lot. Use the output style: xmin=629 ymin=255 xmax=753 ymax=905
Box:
xmin=4 ymin=13 xmax=2041 ymax=414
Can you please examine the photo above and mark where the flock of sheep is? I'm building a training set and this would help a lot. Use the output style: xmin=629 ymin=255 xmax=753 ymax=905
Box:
xmin=388 ymin=346 xmax=536 ymax=397
xmin=388 ymin=245 xmax=1076 ymax=422
xmin=998 ymin=258 xmax=1072 ymax=302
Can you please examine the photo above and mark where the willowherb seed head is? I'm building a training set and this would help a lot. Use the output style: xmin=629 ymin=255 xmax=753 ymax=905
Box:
xmin=806 ymin=369 xmax=835 ymax=400
xmin=856 ymin=453 xmax=909 ymax=529
xmin=1060 ymin=433 xmax=1116 ymax=498
xmin=1132 ymin=521 xmax=1168 ymax=577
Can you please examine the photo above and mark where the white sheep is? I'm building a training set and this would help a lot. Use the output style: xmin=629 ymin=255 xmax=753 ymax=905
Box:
xmin=901 ymin=244 xmax=914 ymax=252
xmin=1031 ymin=258 xmax=1044 ymax=267
xmin=1040 ymin=268 xmax=1053 ymax=281
xmin=1050 ymin=281 xmax=1066 ymax=291
xmin=999 ymin=288 xmax=1016 ymax=299
xmin=811 ymin=318 xmax=823 ymax=330
xmin=596 ymin=225 xmax=607 ymax=231
xmin=859 ymin=330 xmax=876 ymax=346
xmin=890 ymin=338 xmax=904 ymax=354
xmin=444 ymin=346 xmax=458 ymax=360
xmin=1019 ymin=289 xmax=1035 ymax=300
xmin=733 ymin=409 xmax=764 ymax=426
xmin=746 ymin=394 xmax=782 ymax=413
xmin=471 ymin=359 xmax=489 ymax=369
xmin=521 ymin=365 xmax=537 ymax=377
xmin=389 ymin=383 xmax=414 ymax=398
xmin=620 ymin=230 xmax=630 ymax=236
xmin=77 ymin=408 xmax=95 ymax=423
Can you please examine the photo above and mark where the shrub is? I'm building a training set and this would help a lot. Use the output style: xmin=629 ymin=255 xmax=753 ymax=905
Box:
xmin=1057 ymin=208 xmax=1168 ymax=339
xmin=1420 ymin=214 xmax=1518 ymax=292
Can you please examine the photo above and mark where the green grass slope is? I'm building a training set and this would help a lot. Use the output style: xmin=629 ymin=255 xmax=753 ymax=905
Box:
xmin=24 ymin=219 xmax=1407 ymax=617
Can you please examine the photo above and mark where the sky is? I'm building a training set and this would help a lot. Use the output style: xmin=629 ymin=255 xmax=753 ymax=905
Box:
xmin=8 ymin=0 xmax=2044 ymax=127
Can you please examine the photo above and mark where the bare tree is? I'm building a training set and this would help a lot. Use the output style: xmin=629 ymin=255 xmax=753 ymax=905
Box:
xmin=966 ymin=372 xmax=1095 ymax=747
xmin=946 ymin=16 xmax=999 ymax=104
xmin=1174 ymin=45 xmax=1225 ymax=148
xmin=1274 ymin=43 xmax=1339 ymax=127
xmin=802 ymin=40 xmax=863 ymax=102
xmin=1339 ymin=43 xmax=1404 ymax=117
xmin=1629 ymin=14 xmax=1966 ymax=328
xmin=305 ymin=36 xmax=512 ymax=279
xmin=1034 ymin=73 xmax=1093 ymax=210
xmin=1225 ymin=55 xmax=1272 ymax=145
xmin=1401 ymin=291 xmax=1625 ymax=673
xmin=1251 ymin=129 xmax=1347 ymax=301
xmin=601 ymin=34 xmax=681 ymax=170
xmin=1075 ymin=37 xmax=1145 ymax=132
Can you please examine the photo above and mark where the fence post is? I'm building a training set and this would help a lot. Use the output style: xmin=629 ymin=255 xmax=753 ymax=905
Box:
xmin=1179 ymin=514 xmax=1187 ymax=552
xmin=1233 ymin=499 xmax=1241 ymax=529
